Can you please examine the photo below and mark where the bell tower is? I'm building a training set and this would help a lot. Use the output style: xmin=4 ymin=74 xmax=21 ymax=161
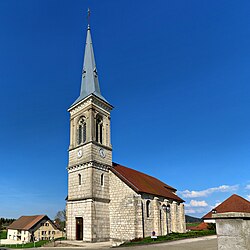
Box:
xmin=66 ymin=22 xmax=113 ymax=242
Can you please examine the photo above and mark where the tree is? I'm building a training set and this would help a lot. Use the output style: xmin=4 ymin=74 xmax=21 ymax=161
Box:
xmin=54 ymin=210 xmax=66 ymax=231
xmin=207 ymin=223 xmax=216 ymax=231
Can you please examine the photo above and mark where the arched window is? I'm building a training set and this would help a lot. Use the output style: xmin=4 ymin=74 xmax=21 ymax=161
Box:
xmin=146 ymin=200 xmax=150 ymax=218
xmin=78 ymin=174 xmax=81 ymax=185
xmin=96 ymin=116 xmax=103 ymax=144
xmin=101 ymin=174 xmax=104 ymax=186
xmin=77 ymin=117 xmax=86 ymax=145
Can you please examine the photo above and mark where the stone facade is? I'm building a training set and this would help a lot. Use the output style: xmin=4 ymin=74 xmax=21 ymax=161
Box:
xmin=109 ymin=171 xmax=142 ymax=241
xmin=213 ymin=212 xmax=250 ymax=250
xmin=66 ymin=94 xmax=112 ymax=242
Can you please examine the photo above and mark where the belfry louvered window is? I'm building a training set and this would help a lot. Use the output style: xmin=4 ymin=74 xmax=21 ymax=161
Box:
xmin=77 ymin=117 xmax=86 ymax=145
xmin=96 ymin=116 xmax=103 ymax=144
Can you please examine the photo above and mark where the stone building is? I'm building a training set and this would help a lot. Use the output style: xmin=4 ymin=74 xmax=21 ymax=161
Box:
xmin=66 ymin=23 xmax=186 ymax=243
xmin=7 ymin=215 xmax=62 ymax=243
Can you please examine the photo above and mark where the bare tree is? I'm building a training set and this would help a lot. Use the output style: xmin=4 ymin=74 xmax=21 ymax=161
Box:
xmin=54 ymin=209 xmax=66 ymax=231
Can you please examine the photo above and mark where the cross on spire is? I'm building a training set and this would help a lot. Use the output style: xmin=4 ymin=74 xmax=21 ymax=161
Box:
xmin=87 ymin=8 xmax=91 ymax=26
xmin=71 ymin=10 xmax=108 ymax=106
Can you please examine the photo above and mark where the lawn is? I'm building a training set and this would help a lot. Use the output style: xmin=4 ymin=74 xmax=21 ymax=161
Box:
xmin=0 ymin=230 xmax=7 ymax=239
xmin=0 ymin=240 xmax=49 ymax=248
xmin=119 ymin=230 xmax=216 ymax=247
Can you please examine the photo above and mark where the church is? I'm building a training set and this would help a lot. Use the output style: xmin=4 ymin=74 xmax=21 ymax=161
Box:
xmin=66 ymin=23 xmax=186 ymax=243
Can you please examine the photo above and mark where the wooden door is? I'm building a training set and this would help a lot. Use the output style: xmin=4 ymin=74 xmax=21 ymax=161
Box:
xmin=76 ymin=217 xmax=83 ymax=240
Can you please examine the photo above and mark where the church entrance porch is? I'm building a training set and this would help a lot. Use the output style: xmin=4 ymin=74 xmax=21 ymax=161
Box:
xmin=76 ymin=217 xmax=83 ymax=240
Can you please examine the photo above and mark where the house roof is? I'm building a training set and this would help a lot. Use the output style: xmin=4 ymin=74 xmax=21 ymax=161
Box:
xmin=203 ymin=194 xmax=250 ymax=219
xmin=111 ymin=163 xmax=184 ymax=202
xmin=8 ymin=215 xmax=48 ymax=230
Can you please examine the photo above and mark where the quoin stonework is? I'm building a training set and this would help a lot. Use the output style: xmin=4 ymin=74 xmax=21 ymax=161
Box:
xmin=66 ymin=22 xmax=186 ymax=243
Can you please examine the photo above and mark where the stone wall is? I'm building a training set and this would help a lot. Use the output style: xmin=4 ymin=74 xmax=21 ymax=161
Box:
xmin=68 ymin=166 xmax=92 ymax=200
xmin=66 ymin=199 xmax=93 ymax=241
xmin=109 ymin=171 xmax=186 ymax=242
xmin=109 ymin=171 xmax=142 ymax=242
xmin=91 ymin=201 xmax=110 ymax=241
xmin=213 ymin=212 xmax=250 ymax=250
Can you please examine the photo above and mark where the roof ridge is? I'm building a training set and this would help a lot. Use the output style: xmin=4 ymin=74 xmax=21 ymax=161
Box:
xmin=8 ymin=215 xmax=48 ymax=230
xmin=112 ymin=162 xmax=176 ymax=191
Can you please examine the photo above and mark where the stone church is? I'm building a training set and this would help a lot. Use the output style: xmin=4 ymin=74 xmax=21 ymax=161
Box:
xmin=66 ymin=23 xmax=186 ymax=243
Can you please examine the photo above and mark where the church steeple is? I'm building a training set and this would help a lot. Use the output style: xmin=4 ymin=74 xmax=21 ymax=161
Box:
xmin=72 ymin=24 xmax=107 ymax=106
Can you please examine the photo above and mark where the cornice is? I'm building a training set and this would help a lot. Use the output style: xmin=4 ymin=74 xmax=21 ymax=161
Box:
xmin=67 ymin=197 xmax=110 ymax=203
xmin=67 ymin=160 xmax=110 ymax=173
xmin=68 ymin=94 xmax=113 ymax=115
xmin=68 ymin=140 xmax=112 ymax=152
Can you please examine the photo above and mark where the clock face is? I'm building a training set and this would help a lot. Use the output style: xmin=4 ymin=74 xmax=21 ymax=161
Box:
xmin=77 ymin=149 xmax=83 ymax=158
xmin=99 ymin=148 xmax=106 ymax=158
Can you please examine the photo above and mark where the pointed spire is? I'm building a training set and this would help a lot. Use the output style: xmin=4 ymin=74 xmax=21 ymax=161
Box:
xmin=72 ymin=11 xmax=107 ymax=106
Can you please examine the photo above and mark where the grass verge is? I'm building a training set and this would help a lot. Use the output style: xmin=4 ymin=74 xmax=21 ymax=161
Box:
xmin=0 ymin=240 xmax=49 ymax=248
xmin=186 ymin=222 xmax=200 ymax=227
xmin=119 ymin=230 xmax=216 ymax=247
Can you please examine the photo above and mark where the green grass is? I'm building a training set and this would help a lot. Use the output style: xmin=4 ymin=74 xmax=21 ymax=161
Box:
xmin=186 ymin=222 xmax=200 ymax=227
xmin=119 ymin=230 xmax=216 ymax=247
xmin=0 ymin=240 xmax=49 ymax=248
xmin=0 ymin=230 xmax=7 ymax=239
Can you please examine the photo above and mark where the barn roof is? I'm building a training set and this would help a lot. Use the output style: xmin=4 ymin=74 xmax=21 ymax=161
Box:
xmin=7 ymin=215 xmax=56 ymax=231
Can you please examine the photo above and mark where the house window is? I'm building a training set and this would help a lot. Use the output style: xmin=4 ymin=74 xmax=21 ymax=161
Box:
xmin=77 ymin=117 xmax=87 ymax=145
xmin=45 ymin=223 xmax=49 ymax=226
xmin=41 ymin=223 xmax=44 ymax=226
xmin=52 ymin=231 xmax=55 ymax=235
xmin=146 ymin=200 xmax=150 ymax=218
xmin=78 ymin=174 xmax=81 ymax=185
xmin=96 ymin=116 xmax=103 ymax=144
xmin=101 ymin=174 xmax=104 ymax=186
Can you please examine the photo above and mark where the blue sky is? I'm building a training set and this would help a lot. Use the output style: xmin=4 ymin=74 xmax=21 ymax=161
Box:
xmin=0 ymin=0 xmax=249 ymax=219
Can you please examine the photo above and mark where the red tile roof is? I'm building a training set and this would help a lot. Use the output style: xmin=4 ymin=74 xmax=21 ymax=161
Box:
xmin=111 ymin=163 xmax=184 ymax=202
xmin=203 ymin=194 xmax=250 ymax=219
xmin=8 ymin=215 xmax=47 ymax=230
